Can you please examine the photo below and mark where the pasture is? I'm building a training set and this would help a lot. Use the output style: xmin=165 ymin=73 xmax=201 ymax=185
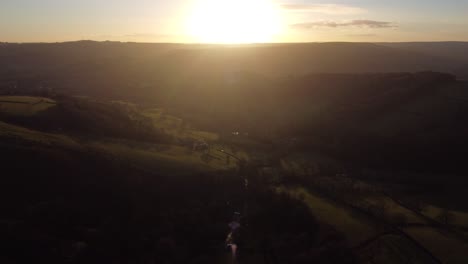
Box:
xmin=0 ymin=96 xmax=56 ymax=116
xmin=277 ymin=186 xmax=375 ymax=245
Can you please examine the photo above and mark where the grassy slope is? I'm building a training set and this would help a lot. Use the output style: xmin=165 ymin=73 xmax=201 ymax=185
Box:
xmin=142 ymin=108 xmax=219 ymax=141
xmin=88 ymin=140 xmax=237 ymax=173
xmin=0 ymin=101 xmax=239 ymax=174
xmin=277 ymin=186 xmax=445 ymax=264
xmin=277 ymin=186 xmax=375 ymax=245
xmin=279 ymin=152 xmax=468 ymax=264
xmin=2 ymin=96 xmax=467 ymax=263
xmin=0 ymin=96 xmax=56 ymax=116
xmin=422 ymin=205 xmax=468 ymax=229
xmin=0 ymin=121 xmax=78 ymax=148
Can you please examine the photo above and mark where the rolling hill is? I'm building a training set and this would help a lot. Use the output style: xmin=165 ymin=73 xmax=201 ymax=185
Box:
xmin=1 ymin=41 xmax=467 ymax=100
xmin=2 ymin=42 xmax=468 ymax=263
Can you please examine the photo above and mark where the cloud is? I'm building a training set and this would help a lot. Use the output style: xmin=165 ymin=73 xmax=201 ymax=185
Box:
xmin=291 ymin=20 xmax=397 ymax=29
xmin=349 ymin=20 xmax=397 ymax=28
xmin=281 ymin=4 xmax=366 ymax=15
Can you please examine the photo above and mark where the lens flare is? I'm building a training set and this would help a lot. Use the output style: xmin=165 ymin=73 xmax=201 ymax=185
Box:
xmin=186 ymin=0 xmax=282 ymax=43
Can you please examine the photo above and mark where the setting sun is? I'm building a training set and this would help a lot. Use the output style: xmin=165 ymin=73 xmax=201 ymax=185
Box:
xmin=186 ymin=0 xmax=282 ymax=44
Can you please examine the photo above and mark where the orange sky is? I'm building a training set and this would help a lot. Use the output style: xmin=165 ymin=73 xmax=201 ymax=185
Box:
xmin=1 ymin=0 xmax=467 ymax=43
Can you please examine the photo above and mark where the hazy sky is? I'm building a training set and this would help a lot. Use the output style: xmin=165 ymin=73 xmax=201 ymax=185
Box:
xmin=1 ymin=0 xmax=467 ymax=43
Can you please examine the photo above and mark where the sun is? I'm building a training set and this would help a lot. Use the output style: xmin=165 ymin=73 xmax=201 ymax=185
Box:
xmin=186 ymin=0 xmax=282 ymax=44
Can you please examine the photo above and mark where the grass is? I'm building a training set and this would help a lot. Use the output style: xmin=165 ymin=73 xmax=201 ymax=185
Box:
xmin=143 ymin=108 xmax=219 ymax=141
xmin=0 ymin=100 xmax=244 ymax=176
xmin=277 ymin=176 xmax=465 ymax=263
xmin=1 ymin=99 xmax=466 ymax=263
xmin=0 ymin=96 xmax=56 ymax=116
xmin=277 ymin=186 xmax=376 ymax=245
xmin=0 ymin=119 xmax=236 ymax=175
xmin=281 ymin=154 xmax=431 ymax=227
xmin=278 ymin=185 xmax=462 ymax=264
xmin=0 ymin=121 xmax=79 ymax=148
xmin=280 ymin=152 xmax=341 ymax=177
xmin=87 ymin=139 xmax=239 ymax=174
xmin=422 ymin=205 xmax=468 ymax=228
xmin=363 ymin=196 xmax=425 ymax=224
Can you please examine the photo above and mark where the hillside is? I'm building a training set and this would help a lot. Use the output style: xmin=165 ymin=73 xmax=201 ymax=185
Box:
xmin=2 ymin=96 xmax=468 ymax=264
xmin=2 ymin=42 xmax=468 ymax=264
xmin=0 ymin=41 xmax=466 ymax=100
xmin=0 ymin=98 xmax=361 ymax=264
xmin=2 ymin=70 xmax=467 ymax=173
xmin=380 ymin=42 xmax=468 ymax=79
xmin=380 ymin=42 xmax=468 ymax=63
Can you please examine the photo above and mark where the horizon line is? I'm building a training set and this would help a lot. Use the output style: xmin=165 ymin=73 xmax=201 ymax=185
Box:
xmin=2 ymin=40 xmax=468 ymax=45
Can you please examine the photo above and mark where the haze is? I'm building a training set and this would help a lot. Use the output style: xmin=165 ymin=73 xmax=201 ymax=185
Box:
xmin=2 ymin=1 xmax=468 ymax=264
xmin=1 ymin=0 xmax=468 ymax=43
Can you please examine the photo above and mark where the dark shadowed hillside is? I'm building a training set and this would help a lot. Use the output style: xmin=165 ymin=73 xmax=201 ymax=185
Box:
xmin=2 ymin=42 xmax=468 ymax=264
xmin=380 ymin=42 xmax=468 ymax=62
xmin=380 ymin=42 xmax=468 ymax=79
xmin=1 ymin=41 xmax=467 ymax=100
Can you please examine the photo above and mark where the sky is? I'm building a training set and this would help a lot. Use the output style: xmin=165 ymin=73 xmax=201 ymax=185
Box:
xmin=1 ymin=0 xmax=467 ymax=43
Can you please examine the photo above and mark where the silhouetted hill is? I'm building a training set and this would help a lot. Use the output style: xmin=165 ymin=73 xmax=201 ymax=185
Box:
xmin=380 ymin=42 xmax=468 ymax=62
xmin=1 ymin=41 xmax=463 ymax=75
xmin=380 ymin=42 xmax=468 ymax=79
xmin=273 ymin=72 xmax=468 ymax=172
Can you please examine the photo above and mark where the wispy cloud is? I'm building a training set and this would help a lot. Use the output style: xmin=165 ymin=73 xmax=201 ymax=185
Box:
xmin=291 ymin=20 xmax=397 ymax=29
xmin=281 ymin=4 xmax=367 ymax=15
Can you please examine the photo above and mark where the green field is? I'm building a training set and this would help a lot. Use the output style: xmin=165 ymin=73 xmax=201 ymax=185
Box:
xmin=363 ymin=196 xmax=425 ymax=225
xmin=422 ymin=205 xmax=468 ymax=228
xmin=88 ymin=140 xmax=239 ymax=173
xmin=277 ymin=186 xmax=376 ymax=245
xmin=143 ymin=108 xmax=219 ymax=141
xmin=0 ymin=100 xmax=246 ymax=175
xmin=278 ymin=184 xmax=468 ymax=264
xmin=0 ymin=121 xmax=79 ymax=148
xmin=1 ymin=96 xmax=467 ymax=264
xmin=0 ymin=96 xmax=56 ymax=116
xmin=0 ymin=118 xmax=239 ymax=175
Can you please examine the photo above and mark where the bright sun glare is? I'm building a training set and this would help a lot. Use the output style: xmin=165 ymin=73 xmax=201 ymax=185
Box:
xmin=187 ymin=0 xmax=282 ymax=44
